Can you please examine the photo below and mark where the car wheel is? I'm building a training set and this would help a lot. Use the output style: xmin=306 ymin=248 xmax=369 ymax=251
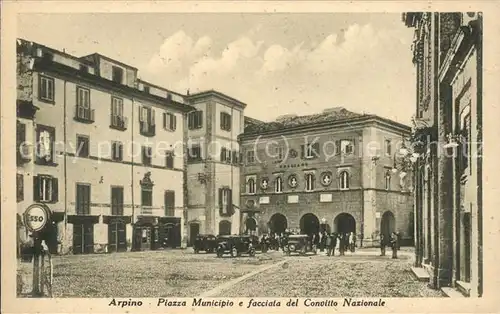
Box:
xmin=249 ymin=249 xmax=256 ymax=257
xmin=231 ymin=247 xmax=238 ymax=258
xmin=194 ymin=249 xmax=199 ymax=254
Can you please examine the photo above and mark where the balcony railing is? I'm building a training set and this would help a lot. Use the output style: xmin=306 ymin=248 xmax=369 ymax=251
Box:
xmin=74 ymin=106 xmax=95 ymax=123
xmin=140 ymin=121 xmax=156 ymax=137
xmin=110 ymin=115 xmax=128 ymax=131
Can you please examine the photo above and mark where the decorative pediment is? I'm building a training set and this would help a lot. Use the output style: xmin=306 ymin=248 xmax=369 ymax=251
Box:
xmin=140 ymin=171 xmax=154 ymax=187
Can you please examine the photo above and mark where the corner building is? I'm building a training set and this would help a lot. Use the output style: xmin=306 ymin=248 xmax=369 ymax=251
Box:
xmin=16 ymin=39 xmax=193 ymax=254
xmin=239 ymin=108 xmax=414 ymax=247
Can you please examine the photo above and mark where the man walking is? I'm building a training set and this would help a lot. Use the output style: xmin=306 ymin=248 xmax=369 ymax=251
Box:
xmin=325 ymin=233 xmax=332 ymax=256
xmin=380 ymin=234 xmax=386 ymax=256
xmin=390 ymin=232 xmax=398 ymax=259
xmin=338 ymin=233 xmax=345 ymax=256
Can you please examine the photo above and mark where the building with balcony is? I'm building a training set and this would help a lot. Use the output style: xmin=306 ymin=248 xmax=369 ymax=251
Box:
xmin=238 ymin=107 xmax=413 ymax=247
xmin=16 ymin=39 xmax=194 ymax=254
xmin=184 ymin=90 xmax=246 ymax=244
xmin=402 ymin=12 xmax=483 ymax=297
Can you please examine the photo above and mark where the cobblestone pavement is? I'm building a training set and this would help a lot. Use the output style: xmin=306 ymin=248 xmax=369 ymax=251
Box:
xmin=17 ymin=249 xmax=284 ymax=298
xmin=212 ymin=248 xmax=444 ymax=298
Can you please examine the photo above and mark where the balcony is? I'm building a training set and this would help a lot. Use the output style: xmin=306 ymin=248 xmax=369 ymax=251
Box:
xmin=140 ymin=121 xmax=156 ymax=137
xmin=74 ymin=106 xmax=95 ymax=123
xmin=110 ymin=115 xmax=128 ymax=131
xmin=17 ymin=143 xmax=32 ymax=164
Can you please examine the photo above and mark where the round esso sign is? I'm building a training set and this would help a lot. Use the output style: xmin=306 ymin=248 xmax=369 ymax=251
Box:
xmin=24 ymin=204 xmax=51 ymax=232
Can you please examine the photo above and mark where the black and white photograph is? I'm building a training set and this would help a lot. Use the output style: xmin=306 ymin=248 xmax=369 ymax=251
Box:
xmin=1 ymin=1 xmax=499 ymax=313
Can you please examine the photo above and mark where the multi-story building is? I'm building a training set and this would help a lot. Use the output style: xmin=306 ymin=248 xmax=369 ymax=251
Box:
xmin=238 ymin=107 xmax=413 ymax=247
xmin=403 ymin=12 xmax=483 ymax=297
xmin=16 ymin=39 xmax=194 ymax=254
xmin=184 ymin=91 xmax=245 ymax=243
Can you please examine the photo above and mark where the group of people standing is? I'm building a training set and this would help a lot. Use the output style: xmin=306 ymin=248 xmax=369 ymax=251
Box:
xmin=380 ymin=231 xmax=400 ymax=259
xmin=322 ymin=231 xmax=356 ymax=256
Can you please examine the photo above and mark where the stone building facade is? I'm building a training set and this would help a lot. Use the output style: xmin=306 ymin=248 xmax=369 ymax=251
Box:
xmin=16 ymin=39 xmax=193 ymax=254
xmin=238 ymin=108 xmax=414 ymax=247
xmin=403 ymin=12 xmax=483 ymax=297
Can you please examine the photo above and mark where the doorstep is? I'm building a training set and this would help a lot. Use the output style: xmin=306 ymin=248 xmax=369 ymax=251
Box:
xmin=441 ymin=287 xmax=466 ymax=298
xmin=411 ymin=266 xmax=430 ymax=282
xmin=455 ymin=280 xmax=471 ymax=297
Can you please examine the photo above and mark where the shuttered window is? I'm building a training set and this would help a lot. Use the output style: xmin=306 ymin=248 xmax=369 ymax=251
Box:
xmin=218 ymin=188 xmax=232 ymax=216
xmin=164 ymin=190 xmax=175 ymax=216
xmin=163 ymin=112 xmax=177 ymax=131
xmin=33 ymin=175 xmax=58 ymax=203
xmin=220 ymin=112 xmax=231 ymax=131
xmin=188 ymin=110 xmax=203 ymax=129
xmin=76 ymin=183 xmax=91 ymax=214
xmin=111 ymin=186 xmax=124 ymax=215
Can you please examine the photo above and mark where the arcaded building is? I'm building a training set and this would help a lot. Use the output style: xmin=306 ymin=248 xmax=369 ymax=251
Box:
xmin=239 ymin=108 xmax=414 ymax=247
xmin=403 ymin=12 xmax=483 ymax=297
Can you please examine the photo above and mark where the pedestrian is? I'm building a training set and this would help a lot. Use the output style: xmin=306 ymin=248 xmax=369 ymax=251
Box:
xmin=331 ymin=233 xmax=337 ymax=256
xmin=391 ymin=232 xmax=398 ymax=259
xmin=380 ymin=234 xmax=386 ymax=256
xmin=325 ymin=233 xmax=332 ymax=256
xmin=344 ymin=233 xmax=349 ymax=253
xmin=349 ymin=232 xmax=355 ymax=253
xmin=338 ymin=233 xmax=345 ymax=256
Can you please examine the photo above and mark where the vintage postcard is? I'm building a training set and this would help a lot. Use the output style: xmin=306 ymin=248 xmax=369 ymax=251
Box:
xmin=1 ymin=1 xmax=499 ymax=313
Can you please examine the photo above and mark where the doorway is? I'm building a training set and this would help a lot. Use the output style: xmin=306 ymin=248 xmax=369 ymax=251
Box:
xmin=73 ymin=223 xmax=94 ymax=254
xmin=334 ymin=213 xmax=356 ymax=234
xmin=108 ymin=220 xmax=127 ymax=252
xmin=300 ymin=213 xmax=320 ymax=235
xmin=219 ymin=220 xmax=232 ymax=235
xmin=189 ymin=222 xmax=200 ymax=246
xmin=245 ymin=217 xmax=257 ymax=233
xmin=269 ymin=213 xmax=288 ymax=234
xmin=380 ymin=211 xmax=396 ymax=239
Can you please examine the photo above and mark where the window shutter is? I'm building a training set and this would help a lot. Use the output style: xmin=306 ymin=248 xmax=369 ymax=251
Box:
xmin=220 ymin=112 xmax=224 ymax=129
xmin=300 ymin=145 xmax=305 ymax=159
xmin=172 ymin=115 xmax=177 ymax=131
xmin=335 ymin=140 xmax=341 ymax=155
xmin=313 ymin=142 xmax=320 ymax=158
xmin=220 ymin=147 xmax=226 ymax=162
xmin=197 ymin=111 xmax=203 ymax=128
xmin=163 ymin=113 xmax=167 ymax=129
xmin=227 ymin=189 xmax=233 ymax=214
xmin=33 ymin=175 xmax=40 ymax=202
xmin=139 ymin=106 xmax=144 ymax=122
xmin=52 ymin=177 xmax=59 ymax=202
xmin=151 ymin=109 xmax=156 ymax=125
xmin=218 ymin=188 xmax=223 ymax=212
xmin=17 ymin=122 xmax=26 ymax=147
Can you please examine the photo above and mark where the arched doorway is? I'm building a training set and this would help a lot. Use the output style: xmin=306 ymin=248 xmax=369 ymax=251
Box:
xmin=380 ymin=211 xmax=396 ymax=239
xmin=219 ymin=220 xmax=232 ymax=235
xmin=334 ymin=213 xmax=356 ymax=234
xmin=300 ymin=213 xmax=320 ymax=235
xmin=245 ymin=217 xmax=257 ymax=232
xmin=269 ymin=213 xmax=287 ymax=234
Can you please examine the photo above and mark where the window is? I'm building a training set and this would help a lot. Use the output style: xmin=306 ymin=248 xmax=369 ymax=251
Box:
xmin=17 ymin=122 xmax=27 ymax=163
xmin=337 ymin=139 xmax=354 ymax=155
xmin=219 ymin=188 xmax=232 ymax=215
xmin=220 ymin=112 xmax=232 ymax=131
xmin=143 ymin=86 xmax=150 ymax=94
xmin=247 ymin=178 xmax=256 ymax=194
xmin=275 ymin=177 xmax=283 ymax=193
xmin=111 ymin=97 xmax=126 ymax=130
xmin=139 ymin=106 xmax=155 ymax=136
xmin=39 ymin=75 xmax=54 ymax=102
xmin=274 ymin=146 xmax=284 ymax=160
xmin=220 ymin=147 xmax=231 ymax=163
xmin=305 ymin=173 xmax=315 ymax=191
xmin=76 ymin=135 xmax=90 ymax=158
xmin=385 ymin=171 xmax=391 ymax=190
xmin=34 ymin=175 xmax=58 ymax=203
xmin=17 ymin=173 xmax=24 ymax=202
xmin=188 ymin=110 xmax=203 ymax=129
xmin=76 ymin=87 xmax=94 ymax=122
xmin=76 ymin=183 xmax=91 ymax=214
xmin=141 ymin=187 xmax=152 ymax=207
xmin=35 ymin=125 xmax=55 ymax=165
xmin=231 ymin=150 xmax=239 ymax=165
xmin=385 ymin=139 xmax=392 ymax=156
xmin=165 ymin=151 xmax=174 ymax=169
xmin=164 ymin=190 xmax=175 ymax=216
xmin=163 ymin=112 xmax=177 ymax=131
xmin=188 ymin=144 xmax=202 ymax=162
xmin=111 ymin=186 xmax=124 ymax=215
xmin=302 ymin=142 xmax=320 ymax=159
xmin=79 ymin=64 xmax=89 ymax=73
xmin=112 ymin=66 xmax=124 ymax=84
xmin=246 ymin=150 xmax=255 ymax=164
xmin=339 ymin=171 xmax=350 ymax=190
xmin=111 ymin=141 xmax=123 ymax=161
xmin=142 ymin=146 xmax=152 ymax=166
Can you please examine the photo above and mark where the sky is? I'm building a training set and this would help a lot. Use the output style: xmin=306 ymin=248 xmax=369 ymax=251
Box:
xmin=17 ymin=13 xmax=416 ymax=125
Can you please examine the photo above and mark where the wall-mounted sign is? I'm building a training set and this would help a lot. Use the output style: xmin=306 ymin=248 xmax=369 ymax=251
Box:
xmin=320 ymin=193 xmax=333 ymax=203
xmin=287 ymin=195 xmax=299 ymax=204
xmin=23 ymin=204 xmax=51 ymax=233
xmin=259 ymin=196 xmax=270 ymax=204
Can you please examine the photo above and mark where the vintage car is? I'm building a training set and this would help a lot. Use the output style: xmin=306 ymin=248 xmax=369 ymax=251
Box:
xmin=216 ymin=235 xmax=256 ymax=258
xmin=284 ymin=234 xmax=317 ymax=256
xmin=193 ymin=234 xmax=217 ymax=253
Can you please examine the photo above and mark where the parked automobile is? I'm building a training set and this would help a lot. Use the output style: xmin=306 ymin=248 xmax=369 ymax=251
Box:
xmin=216 ymin=235 xmax=256 ymax=258
xmin=284 ymin=234 xmax=318 ymax=256
xmin=193 ymin=234 xmax=217 ymax=254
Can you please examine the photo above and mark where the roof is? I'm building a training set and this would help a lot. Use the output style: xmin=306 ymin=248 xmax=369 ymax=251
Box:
xmin=186 ymin=89 xmax=247 ymax=109
xmin=80 ymin=53 xmax=138 ymax=71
